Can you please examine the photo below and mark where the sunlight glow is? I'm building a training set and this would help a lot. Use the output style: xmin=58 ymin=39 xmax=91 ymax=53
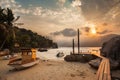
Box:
xmin=91 ymin=28 xmax=96 ymax=34
xmin=85 ymin=23 xmax=97 ymax=34
xmin=90 ymin=24 xmax=96 ymax=34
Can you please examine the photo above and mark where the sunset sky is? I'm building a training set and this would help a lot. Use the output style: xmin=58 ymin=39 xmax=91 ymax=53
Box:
xmin=1 ymin=0 xmax=120 ymax=46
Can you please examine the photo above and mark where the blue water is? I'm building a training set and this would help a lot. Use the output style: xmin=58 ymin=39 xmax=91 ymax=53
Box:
xmin=36 ymin=47 xmax=100 ymax=60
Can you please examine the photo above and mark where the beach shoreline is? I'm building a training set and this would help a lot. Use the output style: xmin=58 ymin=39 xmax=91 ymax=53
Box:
xmin=0 ymin=59 xmax=97 ymax=80
xmin=0 ymin=59 xmax=120 ymax=80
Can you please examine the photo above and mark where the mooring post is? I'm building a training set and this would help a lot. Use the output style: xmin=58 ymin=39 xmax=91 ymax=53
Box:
xmin=72 ymin=39 xmax=75 ymax=54
xmin=78 ymin=29 xmax=80 ymax=54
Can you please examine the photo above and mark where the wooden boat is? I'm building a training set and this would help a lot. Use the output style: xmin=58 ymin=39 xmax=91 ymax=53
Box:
xmin=38 ymin=48 xmax=48 ymax=52
xmin=0 ymin=49 xmax=10 ymax=57
xmin=8 ymin=48 xmax=40 ymax=69
xmin=56 ymin=52 xmax=64 ymax=57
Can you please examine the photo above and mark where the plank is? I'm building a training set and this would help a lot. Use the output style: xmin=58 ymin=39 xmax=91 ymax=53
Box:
xmin=97 ymin=59 xmax=105 ymax=80
xmin=91 ymin=51 xmax=111 ymax=80
xmin=107 ymin=59 xmax=111 ymax=80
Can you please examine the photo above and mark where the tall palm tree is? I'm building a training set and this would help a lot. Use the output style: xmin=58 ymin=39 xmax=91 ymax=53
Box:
xmin=0 ymin=7 xmax=20 ymax=50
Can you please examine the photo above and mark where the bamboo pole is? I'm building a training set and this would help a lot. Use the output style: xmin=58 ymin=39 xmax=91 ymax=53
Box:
xmin=77 ymin=29 xmax=80 ymax=54
xmin=72 ymin=39 xmax=75 ymax=54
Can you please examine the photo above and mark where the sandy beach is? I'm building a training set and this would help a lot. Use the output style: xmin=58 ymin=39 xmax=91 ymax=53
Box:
xmin=0 ymin=59 xmax=97 ymax=80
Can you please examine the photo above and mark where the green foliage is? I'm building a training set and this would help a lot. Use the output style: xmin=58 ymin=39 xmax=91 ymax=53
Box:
xmin=0 ymin=7 xmax=58 ymax=50
xmin=0 ymin=7 xmax=14 ymax=26
xmin=14 ymin=27 xmax=58 ymax=48
xmin=0 ymin=7 xmax=15 ymax=50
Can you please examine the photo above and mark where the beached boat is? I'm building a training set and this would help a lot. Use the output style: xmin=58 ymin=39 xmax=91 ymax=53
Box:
xmin=56 ymin=52 xmax=64 ymax=57
xmin=0 ymin=49 xmax=10 ymax=57
xmin=8 ymin=48 xmax=40 ymax=69
xmin=38 ymin=48 xmax=48 ymax=52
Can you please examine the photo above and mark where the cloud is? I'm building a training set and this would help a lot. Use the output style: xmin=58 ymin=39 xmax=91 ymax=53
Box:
xmin=0 ymin=0 xmax=85 ymax=27
xmin=51 ymin=31 xmax=61 ymax=35
xmin=57 ymin=0 xmax=66 ymax=6
xmin=82 ymin=26 xmax=112 ymax=35
xmin=82 ymin=27 xmax=90 ymax=33
xmin=51 ymin=28 xmax=78 ymax=37
xmin=33 ymin=7 xmax=43 ymax=16
xmin=80 ymin=0 xmax=120 ymax=29
xmin=0 ymin=0 xmax=21 ymax=8
xmin=0 ymin=0 xmax=31 ymax=15
xmin=97 ymin=30 xmax=112 ymax=34
xmin=71 ymin=0 xmax=81 ymax=7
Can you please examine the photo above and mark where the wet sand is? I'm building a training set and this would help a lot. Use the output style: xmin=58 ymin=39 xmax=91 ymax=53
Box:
xmin=0 ymin=59 xmax=96 ymax=80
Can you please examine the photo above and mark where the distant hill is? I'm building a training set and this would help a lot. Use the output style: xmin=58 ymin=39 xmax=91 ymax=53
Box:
xmin=81 ymin=34 xmax=119 ymax=47
xmin=83 ymin=34 xmax=118 ymax=47
xmin=13 ymin=27 xmax=58 ymax=48
xmin=0 ymin=26 xmax=58 ymax=50
xmin=58 ymin=34 xmax=119 ymax=47
xmin=100 ymin=34 xmax=119 ymax=43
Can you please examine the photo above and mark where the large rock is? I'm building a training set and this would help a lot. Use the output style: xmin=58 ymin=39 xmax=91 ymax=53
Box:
xmin=88 ymin=58 xmax=119 ymax=70
xmin=100 ymin=36 xmax=120 ymax=69
xmin=101 ymin=36 xmax=120 ymax=61
xmin=88 ymin=58 xmax=101 ymax=69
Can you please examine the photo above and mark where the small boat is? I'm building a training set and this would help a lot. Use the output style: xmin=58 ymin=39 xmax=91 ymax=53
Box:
xmin=38 ymin=48 xmax=48 ymax=52
xmin=56 ymin=52 xmax=64 ymax=57
xmin=0 ymin=49 xmax=10 ymax=57
xmin=8 ymin=48 xmax=40 ymax=69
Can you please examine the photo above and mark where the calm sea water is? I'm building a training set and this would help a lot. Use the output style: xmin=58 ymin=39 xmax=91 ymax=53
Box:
xmin=36 ymin=47 xmax=101 ymax=60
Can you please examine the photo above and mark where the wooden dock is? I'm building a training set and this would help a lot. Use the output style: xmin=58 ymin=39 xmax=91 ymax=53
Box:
xmin=91 ymin=51 xmax=111 ymax=80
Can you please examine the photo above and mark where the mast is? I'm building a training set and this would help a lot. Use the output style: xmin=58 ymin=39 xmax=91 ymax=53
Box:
xmin=72 ymin=39 xmax=75 ymax=54
xmin=78 ymin=29 xmax=80 ymax=54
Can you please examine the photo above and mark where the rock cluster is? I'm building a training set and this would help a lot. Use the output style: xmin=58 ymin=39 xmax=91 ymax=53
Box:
xmin=89 ymin=36 xmax=120 ymax=70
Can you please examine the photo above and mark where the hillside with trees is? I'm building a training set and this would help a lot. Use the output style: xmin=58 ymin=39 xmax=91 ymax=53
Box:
xmin=0 ymin=7 xmax=58 ymax=51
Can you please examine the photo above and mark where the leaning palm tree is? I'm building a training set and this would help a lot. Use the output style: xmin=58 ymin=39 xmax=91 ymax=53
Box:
xmin=0 ymin=7 xmax=20 ymax=50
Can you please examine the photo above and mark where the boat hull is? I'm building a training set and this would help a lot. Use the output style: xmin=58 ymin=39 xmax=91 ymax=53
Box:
xmin=8 ymin=58 xmax=40 ymax=69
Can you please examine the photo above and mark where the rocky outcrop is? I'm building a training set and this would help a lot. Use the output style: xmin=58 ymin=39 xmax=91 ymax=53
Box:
xmin=88 ymin=58 xmax=119 ymax=69
xmin=89 ymin=36 xmax=120 ymax=69
xmin=88 ymin=58 xmax=101 ymax=69
xmin=100 ymin=36 xmax=120 ymax=62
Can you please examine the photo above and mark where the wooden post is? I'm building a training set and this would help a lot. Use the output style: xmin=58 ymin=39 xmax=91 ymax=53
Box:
xmin=78 ymin=29 xmax=80 ymax=54
xmin=72 ymin=39 xmax=75 ymax=54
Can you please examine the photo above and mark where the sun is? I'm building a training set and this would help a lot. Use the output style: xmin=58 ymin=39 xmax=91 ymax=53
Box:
xmin=85 ymin=23 xmax=97 ymax=34
xmin=91 ymin=28 xmax=96 ymax=34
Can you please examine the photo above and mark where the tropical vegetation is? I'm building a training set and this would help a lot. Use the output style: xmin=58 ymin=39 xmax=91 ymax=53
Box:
xmin=0 ymin=7 xmax=58 ymax=51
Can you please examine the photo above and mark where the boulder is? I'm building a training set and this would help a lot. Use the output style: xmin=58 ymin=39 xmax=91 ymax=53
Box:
xmin=88 ymin=58 xmax=119 ymax=70
xmin=88 ymin=58 xmax=101 ymax=69
xmin=100 ymin=36 xmax=120 ymax=69
xmin=100 ymin=36 xmax=120 ymax=62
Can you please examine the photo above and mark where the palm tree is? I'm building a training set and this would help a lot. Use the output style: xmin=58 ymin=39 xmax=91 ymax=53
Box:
xmin=0 ymin=7 xmax=20 ymax=50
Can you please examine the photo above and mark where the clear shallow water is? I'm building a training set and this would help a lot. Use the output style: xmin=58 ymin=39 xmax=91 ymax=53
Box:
xmin=36 ymin=47 xmax=100 ymax=60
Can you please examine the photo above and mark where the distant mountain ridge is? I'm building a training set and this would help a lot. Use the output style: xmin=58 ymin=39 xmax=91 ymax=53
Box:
xmin=82 ymin=34 xmax=119 ymax=47
xmin=59 ymin=34 xmax=119 ymax=47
